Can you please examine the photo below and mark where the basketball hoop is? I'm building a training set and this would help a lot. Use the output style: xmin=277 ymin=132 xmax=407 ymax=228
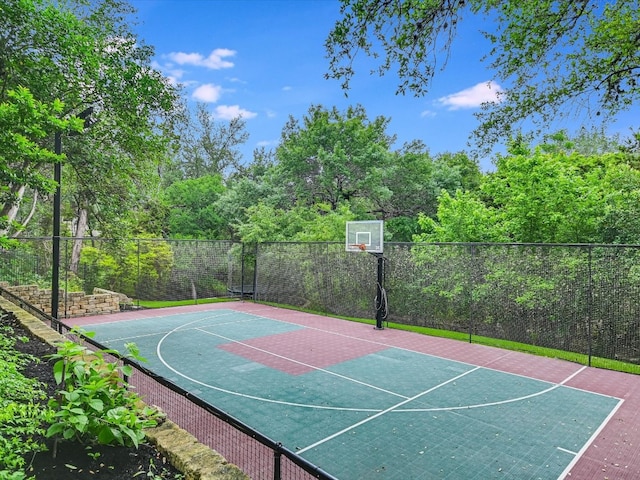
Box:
xmin=345 ymin=220 xmax=387 ymax=329
xmin=345 ymin=220 xmax=383 ymax=253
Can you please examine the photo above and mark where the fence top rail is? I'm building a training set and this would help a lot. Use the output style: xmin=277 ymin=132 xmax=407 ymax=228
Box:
xmin=12 ymin=237 xmax=240 ymax=244
xmin=12 ymin=237 xmax=640 ymax=250
xmin=257 ymin=240 xmax=640 ymax=249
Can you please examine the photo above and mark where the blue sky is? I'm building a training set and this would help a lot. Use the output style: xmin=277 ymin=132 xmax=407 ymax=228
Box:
xmin=129 ymin=0 xmax=637 ymax=172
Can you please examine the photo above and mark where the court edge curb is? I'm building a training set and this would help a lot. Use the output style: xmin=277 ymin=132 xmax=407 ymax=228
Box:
xmin=0 ymin=297 xmax=250 ymax=480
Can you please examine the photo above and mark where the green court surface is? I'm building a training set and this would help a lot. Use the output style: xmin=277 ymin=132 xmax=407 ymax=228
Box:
xmin=86 ymin=309 xmax=622 ymax=480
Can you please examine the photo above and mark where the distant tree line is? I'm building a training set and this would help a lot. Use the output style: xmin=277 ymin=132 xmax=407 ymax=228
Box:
xmin=1 ymin=0 xmax=639 ymax=253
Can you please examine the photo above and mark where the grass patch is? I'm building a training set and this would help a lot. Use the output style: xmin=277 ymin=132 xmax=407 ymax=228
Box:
xmin=257 ymin=301 xmax=640 ymax=375
xmin=135 ymin=297 xmax=236 ymax=309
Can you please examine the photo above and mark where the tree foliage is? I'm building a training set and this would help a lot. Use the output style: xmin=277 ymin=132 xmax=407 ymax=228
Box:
xmin=420 ymin=137 xmax=640 ymax=244
xmin=236 ymin=203 xmax=356 ymax=243
xmin=173 ymin=103 xmax=249 ymax=181
xmin=163 ymin=175 xmax=227 ymax=239
xmin=326 ymin=0 xmax=640 ymax=147
xmin=276 ymin=104 xmax=395 ymax=211
xmin=0 ymin=87 xmax=82 ymax=240
xmin=0 ymin=0 xmax=180 ymax=239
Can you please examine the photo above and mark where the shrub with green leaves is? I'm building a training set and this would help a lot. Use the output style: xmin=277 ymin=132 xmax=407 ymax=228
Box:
xmin=46 ymin=329 xmax=161 ymax=451
xmin=0 ymin=324 xmax=52 ymax=478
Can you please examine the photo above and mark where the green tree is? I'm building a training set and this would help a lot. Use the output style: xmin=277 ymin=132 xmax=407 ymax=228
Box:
xmin=423 ymin=146 xmax=640 ymax=244
xmin=215 ymin=148 xmax=287 ymax=240
xmin=0 ymin=87 xmax=82 ymax=243
xmin=483 ymin=151 xmax=608 ymax=243
xmin=80 ymin=237 xmax=174 ymax=297
xmin=163 ymin=175 xmax=227 ymax=239
xmin=326 ymin=0 xmax=640 ymax=148
xmin=0 ymin=0 xmax=180 ymax=240
xmin=374 ymin=145 xmax=480 ymax=240
xmin=598 ymin=163 xmax=640 ymax=244
xmin=414 ymin=190 xmax=505 ymax=243
xmin=173 ymin=103 xmax=249 ymax=180
xmin=276 ymin=104 xmax=395 ymax=211
xmin=235 ymin=202 xmax=356 ymax=243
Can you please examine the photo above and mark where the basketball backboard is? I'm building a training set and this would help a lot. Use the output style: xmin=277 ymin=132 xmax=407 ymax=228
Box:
xmin=345 ymin=220 xmax=383 ymax=253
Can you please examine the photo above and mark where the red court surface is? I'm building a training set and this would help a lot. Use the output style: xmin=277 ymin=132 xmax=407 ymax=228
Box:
xmin=72 ymin=301 xmax=640 ymax=480
xmin=218 ymin=328 xmax=388 ymax=375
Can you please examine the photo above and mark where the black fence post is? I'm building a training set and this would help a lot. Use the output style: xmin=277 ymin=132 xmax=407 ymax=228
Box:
xmin=240 ymin=243 xmax=246 ymax=298
xmin=587 ymin=245 xmax=593 ymax=367
xmin=136 ymin=239 xmax=141 ymax=304
xmin=51 ymin=133 xmax=62 ymax=326
xmin=273 ymin=443 xmax=282 ymax=480
xmin=64 ymin=238 xmax=69 ymax=318
xmin=468 ymin=244 xmax=477 ymax=344
xmin=375 ymin=253 xmax=385 ymax=330
xmin=252 ymin=243 xmax=259 ymax=301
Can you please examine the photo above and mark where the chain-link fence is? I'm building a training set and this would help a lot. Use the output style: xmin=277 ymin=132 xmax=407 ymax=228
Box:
xmin=2 ymin=237 xmax=243 ymax=303
xmin=2 ymin=238 xmax=640 ymax=367
xmin=252 ymin=242 xmax=640 ymax=368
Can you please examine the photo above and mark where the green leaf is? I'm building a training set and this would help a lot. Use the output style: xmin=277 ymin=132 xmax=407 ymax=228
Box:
xmin=52 ymin=360 xmax=65 ymax=384
xmin=97 ymin=426 xmax=115 ymax=445
xmin=88 ymin=398 xmax=104 ymax=412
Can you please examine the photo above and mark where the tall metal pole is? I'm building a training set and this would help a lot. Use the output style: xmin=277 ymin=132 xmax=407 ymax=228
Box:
xmin=50 ymin=106 xmax=93 ymax=325
xmin=375 ymin=253 xmax=384 ymax=330
xmin=51 ymin=132 xmax=62 ymax=323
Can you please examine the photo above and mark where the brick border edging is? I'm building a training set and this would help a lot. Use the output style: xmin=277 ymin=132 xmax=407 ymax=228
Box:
xmin=0 ymin=297 xmax=249 ymax=480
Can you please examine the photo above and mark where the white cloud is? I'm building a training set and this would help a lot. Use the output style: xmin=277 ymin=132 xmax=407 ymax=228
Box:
xmin=214 ymin=105 xmax=257 ymax=120
xmin=166 ymin=48 xmax=236 ymax=69
xmin=166 ymin=68 xmax=186 ymax=80
xmin=192 ymin=83 xmax=223 ymax=102
xmin=164 ymin=75 xmax=179 ymax=86
xmin=420 ymin=110 xmax=437 ymax=118
xmin=257 ymin=140 xmax=278 ymax=147
xmin=282 ymin=86 xmax=292 ymax=91
xmin=437 ymin=81 xmax=503 ymax=110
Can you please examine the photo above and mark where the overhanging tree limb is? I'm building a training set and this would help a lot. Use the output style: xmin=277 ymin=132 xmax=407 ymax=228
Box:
xmin=326 ymin=0 xmax=640 ymax=149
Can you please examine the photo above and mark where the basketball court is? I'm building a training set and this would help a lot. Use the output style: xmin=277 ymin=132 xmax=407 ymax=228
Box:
xmin=69 ymin=302 xmax=640 ymax=480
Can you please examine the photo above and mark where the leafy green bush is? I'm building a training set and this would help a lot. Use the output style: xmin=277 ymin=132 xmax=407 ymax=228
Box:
xmin=79 ymin=238 xmax=174 ymax=297
xmin=46 ymin=330 xmax=161 ymax=451
xmin=0 ymin=324 xmax=52 ymax=479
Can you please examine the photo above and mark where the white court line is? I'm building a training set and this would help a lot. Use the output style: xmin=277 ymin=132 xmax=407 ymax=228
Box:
xmin=79 ymin=309 xmax=233 ymax=326
xmin=296 ymin=367 xmax=481 ymax=454
xmin=133 ymin=310 xmax=619 ymax=415
xmin=156 ymin=318 xmax=384 ymax=412
xmin=90 ymin=311 xmax=247 ymax=344
xmin=194 ymin=327 xmax=409 ymax=400
xmin=91 ymin=310 xmax=402 ymax=410
xmin=557 ymin=447 xmax=578 ymax=456
xmin=87 ymin=307 xmax=615 ymax=399
xmin=97 ymin=310 xmax=620 ymax=412
xmin=93 ymin=307 xmax=625 ymax=475
xmin=395 ymin=366 xmax=589 ymax=413
xmin=556 ymin=396 xmax=625 ymax=480
xmin=100 ymin=331 xmax=171 ymax=343
xmin=240 ymin=310 xmax=622 ymax=401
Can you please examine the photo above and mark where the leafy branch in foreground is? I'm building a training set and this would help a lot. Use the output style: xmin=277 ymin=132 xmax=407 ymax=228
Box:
xmin=326 ymin=0 xmax=640 ymax=149
xmin=46 ymin=328 xmax=161 ymax=457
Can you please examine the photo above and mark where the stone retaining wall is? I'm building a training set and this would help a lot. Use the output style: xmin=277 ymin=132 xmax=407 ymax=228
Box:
xmin=0 ymin=282 xmax=123 ymax=317
xmin=0 ymin=296 xmax=249 ymax=480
